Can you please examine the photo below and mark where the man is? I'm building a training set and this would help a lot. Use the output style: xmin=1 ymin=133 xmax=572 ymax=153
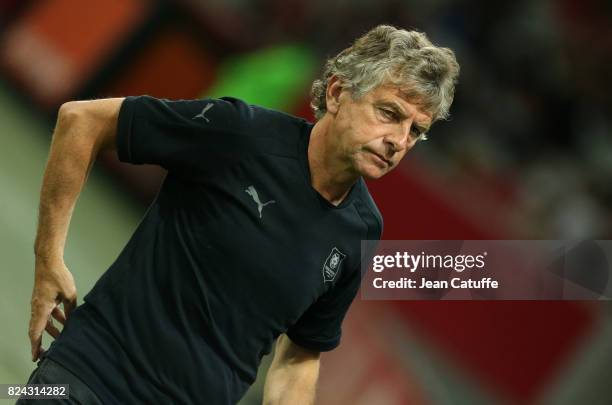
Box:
xmin=25 ymin=25 xmax=459 ymax=404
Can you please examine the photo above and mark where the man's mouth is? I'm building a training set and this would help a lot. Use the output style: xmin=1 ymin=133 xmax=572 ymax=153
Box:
xmin=369 ymin=151 xmax=391 ymax=167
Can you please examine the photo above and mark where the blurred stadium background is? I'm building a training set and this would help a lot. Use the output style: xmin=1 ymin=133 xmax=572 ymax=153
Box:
xmin=1 ymin=0 xmax=611 ymax=404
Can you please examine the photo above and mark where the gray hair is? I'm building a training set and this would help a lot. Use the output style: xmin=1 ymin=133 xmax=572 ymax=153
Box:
xmin=310 ymin=25 xmax=460 ymax=122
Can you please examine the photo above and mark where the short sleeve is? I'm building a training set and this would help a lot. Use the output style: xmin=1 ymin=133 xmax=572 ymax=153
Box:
xmin=286 ymin=266 xmax=362 ymax=352
xmin=116 ymin=95 xmax=254 ymax=174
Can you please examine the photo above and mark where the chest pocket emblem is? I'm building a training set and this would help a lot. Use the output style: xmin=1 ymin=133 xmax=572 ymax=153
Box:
xmin=323 ymin=247 xmax=347 ymax=283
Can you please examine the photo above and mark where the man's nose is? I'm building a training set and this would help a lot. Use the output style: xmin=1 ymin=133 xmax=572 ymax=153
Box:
xmin=384 ymin=121 xmax=414 ymax=153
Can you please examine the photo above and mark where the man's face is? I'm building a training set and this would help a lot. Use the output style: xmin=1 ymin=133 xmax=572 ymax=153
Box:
xmin=327 ymin=81 xmax=433 ymax=179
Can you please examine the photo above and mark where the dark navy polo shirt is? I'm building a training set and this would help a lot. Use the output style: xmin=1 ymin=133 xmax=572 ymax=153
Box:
xmin=46 ymin=96 xmax=382 ymax=404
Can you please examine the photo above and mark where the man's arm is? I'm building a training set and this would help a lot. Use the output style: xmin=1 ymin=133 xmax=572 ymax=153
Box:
xmin=263 ymin=334 xmax=321 ymax=405
xmin=29 ymin=98 xmax=124 ymax=361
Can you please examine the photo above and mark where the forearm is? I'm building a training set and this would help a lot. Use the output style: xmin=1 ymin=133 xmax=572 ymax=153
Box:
xmin=263 ymin=336 xmax=320 ymax=405
xmin=34 ymin=103 xmax=101 ymax=262
xmin=28 ymin=99 xmax=121 ymax=360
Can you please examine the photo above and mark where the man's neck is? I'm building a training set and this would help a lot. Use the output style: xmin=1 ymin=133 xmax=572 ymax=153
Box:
xmin=307 ymin=118 xmax=359 ymax=206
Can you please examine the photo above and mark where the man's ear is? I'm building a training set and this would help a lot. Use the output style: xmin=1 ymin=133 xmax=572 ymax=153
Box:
xmin=325 ymin=75 xmax=344 ymax=115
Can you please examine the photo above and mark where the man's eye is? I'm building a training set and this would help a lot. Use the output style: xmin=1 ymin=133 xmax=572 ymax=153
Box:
xmin=379 ymin=108 xmax=397 ymax=121
xmin=410 ymin=128 xmax=428 ymax=141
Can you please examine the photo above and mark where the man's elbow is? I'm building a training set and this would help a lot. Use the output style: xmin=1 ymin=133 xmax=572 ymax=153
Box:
xmin=55 ymin=99 xmax=122 ymax=153
xmin=57 ymin=101 xmax=82 ymax=127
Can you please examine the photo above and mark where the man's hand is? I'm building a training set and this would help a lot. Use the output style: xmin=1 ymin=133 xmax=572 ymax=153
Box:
xmin=29 ymin=257 xmax=77 ymax=361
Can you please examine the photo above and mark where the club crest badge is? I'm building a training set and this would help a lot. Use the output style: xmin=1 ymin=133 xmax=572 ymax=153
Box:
xmin=323 ymin=247 xmax=347 ymax=283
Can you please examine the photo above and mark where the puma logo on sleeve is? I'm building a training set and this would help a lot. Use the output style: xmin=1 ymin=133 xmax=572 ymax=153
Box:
xmin=192 ymin=103 xmax=214 ymax=122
